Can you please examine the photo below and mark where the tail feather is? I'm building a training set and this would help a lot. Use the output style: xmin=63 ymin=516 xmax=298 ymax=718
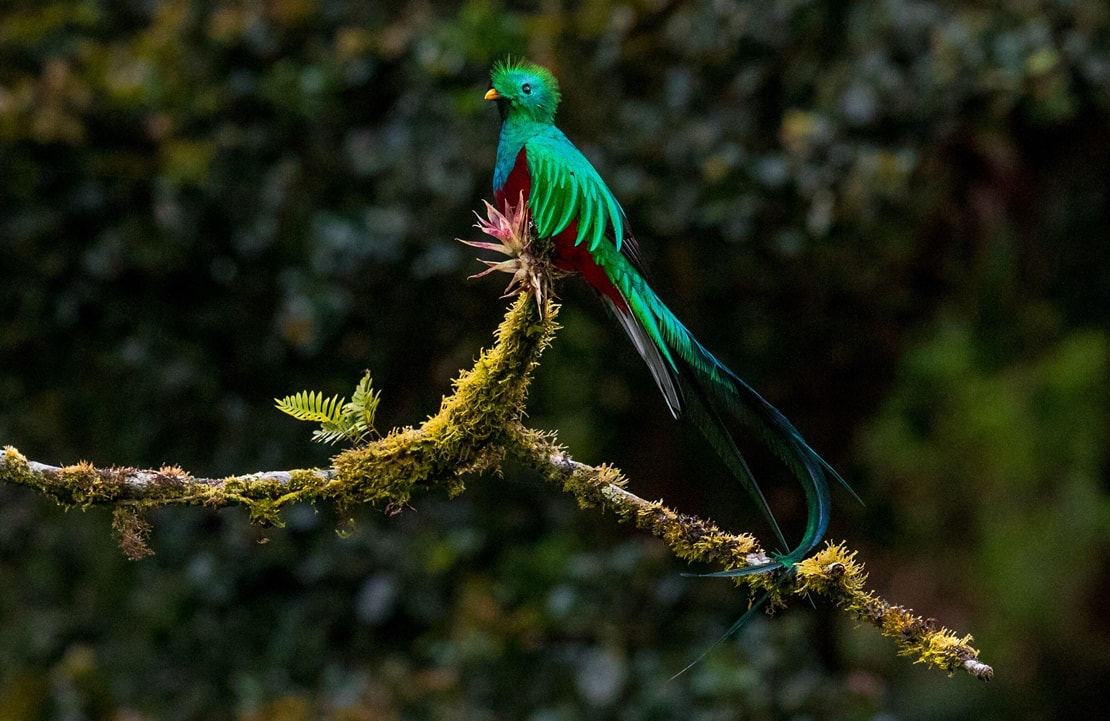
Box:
xmin=600 ymin=296 xmax=683 ymax=418
xmin=661 ymin=304 xmax=837 ymax=570
xmin=596 ymin=293 xmax=788 ymax=556
xmin=601 ymin=258 xmax=854 ymax=573
xmin=669 ymin=590 xmax=772 ymax=679
xmin=681 ymin=332 xmax=834 ymax=568
xmin=677 ymin=369 xmax=789 ymax=552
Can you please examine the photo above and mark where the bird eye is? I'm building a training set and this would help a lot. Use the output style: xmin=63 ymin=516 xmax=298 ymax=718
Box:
xmin=521 ymin=83 xmax=532 ymax=94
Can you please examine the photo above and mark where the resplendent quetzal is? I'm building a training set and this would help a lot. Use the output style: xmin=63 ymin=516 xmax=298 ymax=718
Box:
xmin=483 ymin=59 xmax=855 ymax=576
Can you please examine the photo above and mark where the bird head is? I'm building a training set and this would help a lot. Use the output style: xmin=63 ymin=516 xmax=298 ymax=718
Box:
xmin=485 ymin=59 xmax=562 ymax=124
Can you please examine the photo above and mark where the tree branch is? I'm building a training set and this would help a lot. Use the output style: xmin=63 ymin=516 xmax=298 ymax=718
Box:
xmin=0 ymin=293 xmax=992 ymax=680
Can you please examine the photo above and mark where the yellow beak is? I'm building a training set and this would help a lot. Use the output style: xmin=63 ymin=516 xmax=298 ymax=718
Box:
xmin=484 ymin=88 xmax=501 ymax=101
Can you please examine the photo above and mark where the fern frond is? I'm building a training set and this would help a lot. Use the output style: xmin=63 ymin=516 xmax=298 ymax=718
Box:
xmin=312 ymin=421 xmax=360 ymax=445
xmin=275 ymin=391 xmax=346 ymax=425
xmin=347 ymin=371 xmax=381 ymax=432
xmin=276 ymin=373 xmax=380 ymax=446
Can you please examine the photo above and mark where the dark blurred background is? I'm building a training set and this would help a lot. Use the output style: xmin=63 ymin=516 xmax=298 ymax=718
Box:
xmin=2 ymin=1 xmax=1108 ymax=719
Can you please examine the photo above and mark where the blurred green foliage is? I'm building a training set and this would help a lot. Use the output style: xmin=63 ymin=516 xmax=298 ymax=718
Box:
xmin=2 ymin=0 xmax=1108 ymax=719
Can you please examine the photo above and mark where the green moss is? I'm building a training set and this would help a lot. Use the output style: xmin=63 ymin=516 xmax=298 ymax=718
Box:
xmin=331 ymin=294 xmax=556 ymax=511
xmin=287 ymin=468 xmax=330 ymax=491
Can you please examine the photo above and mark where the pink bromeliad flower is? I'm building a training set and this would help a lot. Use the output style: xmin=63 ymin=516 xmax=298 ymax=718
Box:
xmin=459 ymin=192 xmax=551 ymax=314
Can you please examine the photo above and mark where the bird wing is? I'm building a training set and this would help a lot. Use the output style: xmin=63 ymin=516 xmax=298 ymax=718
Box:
xmin=524 ymin=128 xmax=630 ymax=256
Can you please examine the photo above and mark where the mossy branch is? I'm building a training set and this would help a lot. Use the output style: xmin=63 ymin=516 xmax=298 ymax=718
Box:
xmin=505 ymin=426 xmax=993 ymax=680
xmin=0 ymin=294 xmax=992 ymax=681
xmin=0 ymin=293 xmax=551 ymax=524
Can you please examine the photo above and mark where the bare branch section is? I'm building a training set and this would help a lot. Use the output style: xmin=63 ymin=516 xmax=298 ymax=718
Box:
xmin=0 ymin=293 xmax=992 ymax=680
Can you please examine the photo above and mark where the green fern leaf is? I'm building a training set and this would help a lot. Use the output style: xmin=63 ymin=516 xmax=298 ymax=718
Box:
xmin=275 ymin=391 xmax=345 ymax=425
xmin=276 ymin=373 xmax=380 ymax=446
xmin=346 ymin=371 xmax=380 ymax=432
xmin=312 ymin=422 xmax=358 ymax=445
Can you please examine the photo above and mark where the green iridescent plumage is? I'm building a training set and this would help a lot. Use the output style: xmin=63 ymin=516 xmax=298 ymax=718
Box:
xmin=488 ymin=59 xmax=627 ymax=254
xmin=486 ymin=60 xmax=858 ymax=578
